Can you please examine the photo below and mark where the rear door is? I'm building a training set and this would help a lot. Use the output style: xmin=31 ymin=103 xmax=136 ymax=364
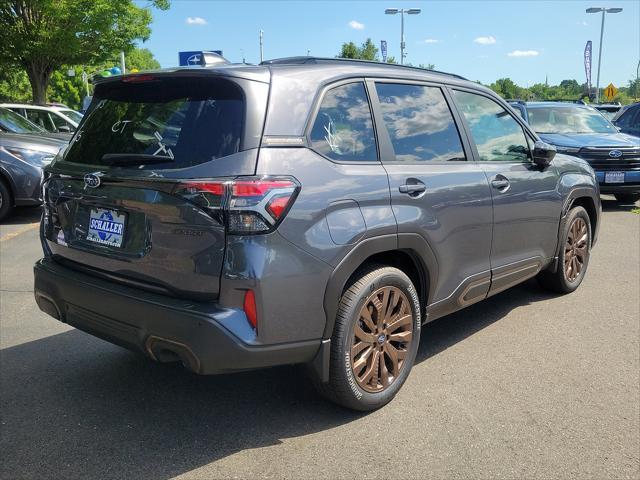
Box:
xmin=42 ymin=74 xmax=268 ymax=300
xmin=451 ymin=89 xmax=560 ymax=295
xmin=369 ymin=80 xmax=494 ymax=314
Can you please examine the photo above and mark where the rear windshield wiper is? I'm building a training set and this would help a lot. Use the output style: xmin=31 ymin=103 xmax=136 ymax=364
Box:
xmin=101 ymin=153 xmax=174 ymax=166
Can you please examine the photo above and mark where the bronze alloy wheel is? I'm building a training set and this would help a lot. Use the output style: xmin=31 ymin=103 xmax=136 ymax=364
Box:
xmin=351 ymin=286 xmax=414 ymax=393
xmin=564 ymin=217 xmax=588 ymax=282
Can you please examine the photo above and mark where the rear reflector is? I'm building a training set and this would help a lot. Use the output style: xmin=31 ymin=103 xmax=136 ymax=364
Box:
xmin=243 ymin=290 xmax=258 ymax=330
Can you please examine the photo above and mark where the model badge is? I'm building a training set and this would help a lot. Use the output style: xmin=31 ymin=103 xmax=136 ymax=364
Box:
xmin=608 ymin=150 xmax=623 ymax=158
xmin=84 ymin=173 xmax=101 ymax=188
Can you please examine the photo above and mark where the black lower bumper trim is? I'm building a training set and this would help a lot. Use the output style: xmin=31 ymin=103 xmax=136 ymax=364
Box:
xmin=34 ymin=258 xmax=320 ymax=375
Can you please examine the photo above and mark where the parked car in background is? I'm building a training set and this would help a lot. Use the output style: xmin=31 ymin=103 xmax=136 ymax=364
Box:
xmin=510 ymin=101 xmax=640 ymax=204
xmin=0 ymin=107 xmax=72 ymax=141
xmin=0 ymin=103 xmax=83 ymax=134
xmin=593 ymin=102 xmax=622 ymax=121
xmin=0 ymin=132 xmax=66 ymax=221
xmin=613 ymin=102 xmax=640 ymax=138
xmin=34 ymin=57 xmax=600 ymax=411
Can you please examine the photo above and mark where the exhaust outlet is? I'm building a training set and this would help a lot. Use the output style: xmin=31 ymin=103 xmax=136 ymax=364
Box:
xmin=145 ymin=336 xmax=201 ymax=373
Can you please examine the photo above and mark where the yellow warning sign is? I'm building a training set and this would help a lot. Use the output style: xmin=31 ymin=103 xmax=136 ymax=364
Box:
xmin=604 ymin=83 xmax=618 ymax=101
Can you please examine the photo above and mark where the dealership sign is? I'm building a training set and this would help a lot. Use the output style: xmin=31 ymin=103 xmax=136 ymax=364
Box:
xmin=179 ymin=50 xmax=223 ymax=66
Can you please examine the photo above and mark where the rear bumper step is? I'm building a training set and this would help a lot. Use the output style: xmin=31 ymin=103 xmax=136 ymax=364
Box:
xmin=34 ymin=258 xmax=320 ymax=374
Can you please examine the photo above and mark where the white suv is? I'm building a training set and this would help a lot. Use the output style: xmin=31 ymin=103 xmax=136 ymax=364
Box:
xmin=0 ymin=103 xmax=83 ymax=134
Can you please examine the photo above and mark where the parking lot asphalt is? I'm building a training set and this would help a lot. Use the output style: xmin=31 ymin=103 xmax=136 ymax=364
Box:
xmin=0 ymin=199 xmax=638 ymax=480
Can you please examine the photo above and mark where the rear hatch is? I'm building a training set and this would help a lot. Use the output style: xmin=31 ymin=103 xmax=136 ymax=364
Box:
xmin=42 ymin=71 xmax=269 ymax=300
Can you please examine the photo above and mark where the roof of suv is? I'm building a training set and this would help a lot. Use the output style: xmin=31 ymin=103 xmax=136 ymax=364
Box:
xmin=93 ymin=56 xmax=492 ymax=137
xmin=94 ymin=56 xmax=474 ymax=87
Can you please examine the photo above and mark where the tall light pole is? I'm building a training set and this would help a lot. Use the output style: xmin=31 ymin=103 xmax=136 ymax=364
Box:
xmin=385 ymin=8 xmax=421 ymax=64
xmin=259 ymin=29 xmax=264 ymax=63
xmin=586 ymin=7 xmax=623 ymax=103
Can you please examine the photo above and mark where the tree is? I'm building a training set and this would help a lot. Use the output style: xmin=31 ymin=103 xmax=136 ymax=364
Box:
xmin=337 ymin=38 xmax=379 ymax=61
xmin=0 ymin=0 xmax=169 ymax=103
xmin=338 ymin=42 xmax=360 ymax=59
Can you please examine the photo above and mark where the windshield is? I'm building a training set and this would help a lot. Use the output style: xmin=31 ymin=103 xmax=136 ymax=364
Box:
xmin=63 ymin=77 xmax=245 ymax=169
xmin=0 ymin=107 xmax=45 ymax=134
xmin=60 ymin=109 xmax=83 ymax=124
xmin=526 ymin=106 xmax=617 ymax=134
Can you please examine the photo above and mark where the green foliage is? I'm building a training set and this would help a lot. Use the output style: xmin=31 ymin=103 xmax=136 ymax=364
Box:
xmin=0 ymin=69 xmax=31 ymax=103
xmin=488 ymin=77 xmax=638 ymax=105
xmin=0 ymin=0 xmax=169 ymax=103
xmin=0 ymin=48 xmax=162 ymax=110
xmin=338 ymin=39 xmax=379 ymax=61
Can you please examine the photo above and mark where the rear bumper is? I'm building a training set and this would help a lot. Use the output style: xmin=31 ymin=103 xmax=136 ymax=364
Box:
xmin=33 ymin=258 xmax=320 ymax=374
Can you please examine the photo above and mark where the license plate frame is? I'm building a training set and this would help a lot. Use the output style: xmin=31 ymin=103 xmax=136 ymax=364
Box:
xmin=604 ymin=171 xmax=625 ymax=184
xmin=86 ymin=208 xmax=127 ymax=248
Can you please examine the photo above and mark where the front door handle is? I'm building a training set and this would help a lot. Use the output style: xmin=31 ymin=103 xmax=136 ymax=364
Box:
xmin=399 ymin=182 xmax=426 ymax=195
xmin=491 ymin=176 xmax=510 ymax=192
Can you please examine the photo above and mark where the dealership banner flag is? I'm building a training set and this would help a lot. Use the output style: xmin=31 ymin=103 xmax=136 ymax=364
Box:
xmin=381 ymin=40 xmax=387 ymax=63
xmin=584 ymin=40 xmax=592 ymax=91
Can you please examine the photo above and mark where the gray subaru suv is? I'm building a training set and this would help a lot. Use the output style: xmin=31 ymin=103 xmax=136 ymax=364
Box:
xmin=34 ymin=57 xmax=600 ymax=410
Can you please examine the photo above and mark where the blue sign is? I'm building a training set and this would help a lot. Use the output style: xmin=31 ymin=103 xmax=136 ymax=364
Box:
xmin=381 ymin=40 xmax=387 ymax=62
xmin=179 ymin=50 xmax=223 ymax=66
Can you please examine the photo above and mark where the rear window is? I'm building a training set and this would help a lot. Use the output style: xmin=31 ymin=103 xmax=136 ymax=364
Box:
xmin=63 ymin=77 xmax=245 ymax=169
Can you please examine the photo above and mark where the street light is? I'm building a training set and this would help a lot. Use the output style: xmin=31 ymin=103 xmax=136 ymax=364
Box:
xmin=586 ymin=7 xmax=623 ymax=103
xmin=385 ymin=7 xmax=421 ymax=64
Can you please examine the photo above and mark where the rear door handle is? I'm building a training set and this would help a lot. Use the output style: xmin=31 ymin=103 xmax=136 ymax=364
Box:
xmin=399 ymin=183 xmax=426 ymax=195
xmin=490 ymin=176 xmax=510 ymax=191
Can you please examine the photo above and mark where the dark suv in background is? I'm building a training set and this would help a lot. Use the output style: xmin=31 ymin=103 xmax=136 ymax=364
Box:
xmin=34 ymin=58 xmax=600 ymax=410
xmin=613 ymin=102 xmax=640 ymax=138
xmin=510 ymin=101 xmax=640 ymax=204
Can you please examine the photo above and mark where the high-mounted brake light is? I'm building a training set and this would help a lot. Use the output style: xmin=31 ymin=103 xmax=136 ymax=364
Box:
xmin=173 ymin=177 xmax=300 ymax=234
xmin=121 ymin=74 xmax=156 ymax=83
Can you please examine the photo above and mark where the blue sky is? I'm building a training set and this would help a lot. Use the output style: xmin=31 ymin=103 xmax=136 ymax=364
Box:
xmin=140 ymin=0 xmax=639 ymax=87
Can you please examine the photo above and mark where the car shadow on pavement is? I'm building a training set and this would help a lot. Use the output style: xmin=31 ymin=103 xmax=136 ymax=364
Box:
xmin=601 ymin=197 xmax=639 ymax=212
xmin=1 ymin=205 xmax=42 ymax=225
xmin=0 ymin=279 xmax=554 ymax=479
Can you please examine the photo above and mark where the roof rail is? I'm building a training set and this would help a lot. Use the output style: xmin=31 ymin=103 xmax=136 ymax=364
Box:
xmin=260 ymin=56 xmax=468 ymax=80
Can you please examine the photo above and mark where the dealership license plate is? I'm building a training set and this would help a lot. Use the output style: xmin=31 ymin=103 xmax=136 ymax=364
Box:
xmin=605 ymin=171 xmax=625 ymax=183
xmin=86 ymin=208 xmax=126 ymax=247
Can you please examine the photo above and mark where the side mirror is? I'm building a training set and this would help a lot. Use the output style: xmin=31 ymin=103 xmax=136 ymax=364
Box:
xmin=532 ymin=140 xmax=556 ymax=168
xmin=57 ymin=125 xmax=72 ymax=133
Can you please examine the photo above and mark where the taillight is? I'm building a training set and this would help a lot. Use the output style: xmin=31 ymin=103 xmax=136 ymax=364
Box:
xmin=173 ymin=177 xmax=299 ymax=234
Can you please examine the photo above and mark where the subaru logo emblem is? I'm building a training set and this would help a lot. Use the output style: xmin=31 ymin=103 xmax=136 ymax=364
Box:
xmin=84 ymin=173 xmax=101 ymax=189
xmin=608 ymin=150 xmax=623 ymax=158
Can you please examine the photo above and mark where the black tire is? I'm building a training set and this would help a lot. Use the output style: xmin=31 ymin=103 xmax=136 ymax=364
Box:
xmin=314 ymin=265 xmax=421 ymax=411
xmin=614 ymin=193 xmax=640 ymax=204
xmin=0 ymin=178 xmax=12 ymax=222
xmin=537 ymin=206 xmax=591 ymax=294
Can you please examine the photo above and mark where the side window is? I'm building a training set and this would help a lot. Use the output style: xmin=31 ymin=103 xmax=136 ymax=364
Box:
xmin=27 ymin=110 xmax=54 ymax=132
xmin=375 ymin=83 xmax=466 ymax=162
xmin=454 ymin=90 xmax=531 ymax=162
xmin=50 ymin=113 xmax=74 ymax=132
xmin=309 ymin=82 xmax=377 ymax=162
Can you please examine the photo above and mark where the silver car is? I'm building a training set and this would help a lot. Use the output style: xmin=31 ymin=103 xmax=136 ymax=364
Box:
xmin=0 ymin=132 xmax=66 ymax=220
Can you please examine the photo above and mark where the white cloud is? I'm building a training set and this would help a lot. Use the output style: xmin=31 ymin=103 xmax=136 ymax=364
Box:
xmin=186 ymin=16 xmax=207 ymax=25
xmin=507 ymin=50 xmax=540 ymax=57
xmin=348 ymin=20 xmax=365 ymax=30
xmin=423 ymin=38 xmax=439 ymax=44
xmin=580 ymin=20 xmax=589 ymax=26
xmin=474 ymin=35 xmax=496 ymax=45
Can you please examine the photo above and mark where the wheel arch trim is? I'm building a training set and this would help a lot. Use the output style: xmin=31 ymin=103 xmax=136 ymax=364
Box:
xmin=321 ymin=233 xmax=438 ymax=340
